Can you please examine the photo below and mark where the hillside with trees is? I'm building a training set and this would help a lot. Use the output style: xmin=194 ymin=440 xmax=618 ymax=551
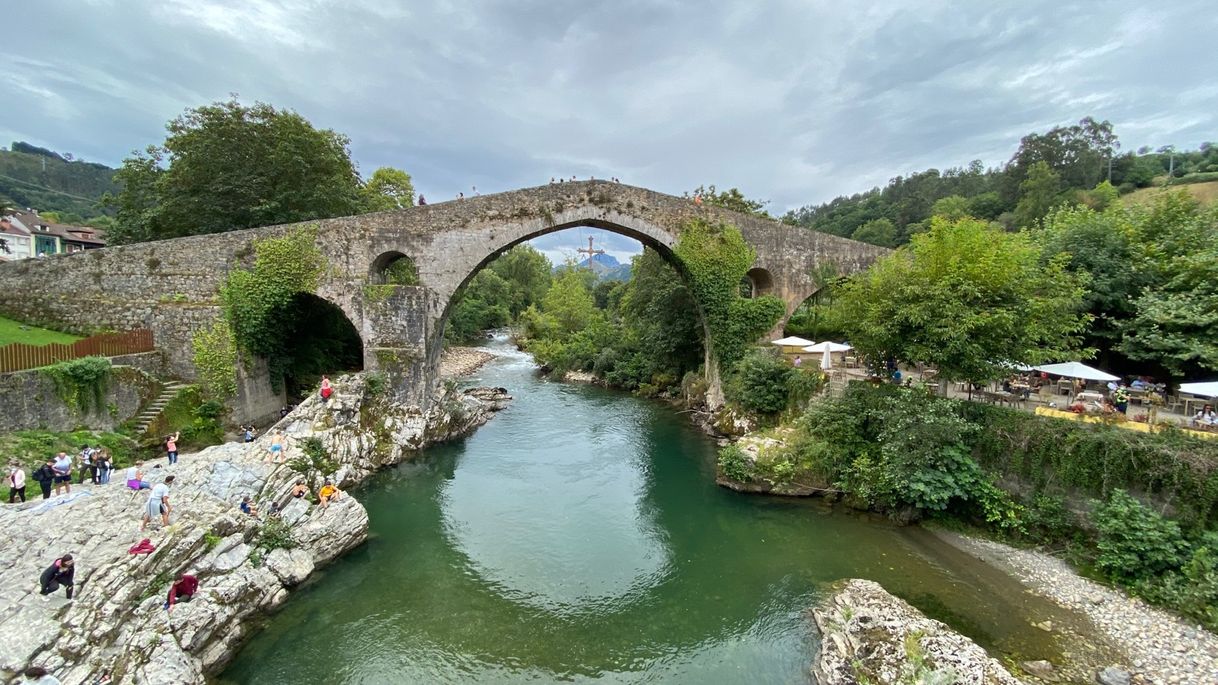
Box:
xmin=784 ymin=117 xmax=1218 ymax=247
xmin=0 ymin=142 xmax=118 ymax=225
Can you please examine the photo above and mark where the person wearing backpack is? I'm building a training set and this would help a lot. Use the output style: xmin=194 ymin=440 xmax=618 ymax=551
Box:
xmin=32 ymin=459 xmax=56 ymax=500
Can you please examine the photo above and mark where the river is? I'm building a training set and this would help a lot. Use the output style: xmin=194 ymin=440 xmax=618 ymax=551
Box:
xmin=221 ymin=339 xmax=1074 ymax=684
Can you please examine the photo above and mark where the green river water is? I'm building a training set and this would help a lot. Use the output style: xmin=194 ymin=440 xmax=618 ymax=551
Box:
xmin=221 ymin=340 xmax=1075 ymax=684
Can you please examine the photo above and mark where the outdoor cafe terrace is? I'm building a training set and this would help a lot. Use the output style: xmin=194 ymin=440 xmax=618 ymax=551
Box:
xmin=769 ymin=337 xmax=1218 ymax=439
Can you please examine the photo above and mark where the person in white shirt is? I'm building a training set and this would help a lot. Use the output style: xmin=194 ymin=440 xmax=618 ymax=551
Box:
xmin=8 ymin=462 xmax=25 ymax=503
xmin=1193 ymin=404 xmax=1218 ymax=428
xmin=125 ymin=462 xmax=150 ymax=490
xmin=141 ymin=476 xmax=174 ymax=531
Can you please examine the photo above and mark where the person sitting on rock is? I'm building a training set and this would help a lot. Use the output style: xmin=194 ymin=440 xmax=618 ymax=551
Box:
xmin=320 ymin=375 xmax=333 ymax=401
xmin=291 ymin=480 xmax=307 ymax=499
xmin=125 ymin=461 xmax=150 ymax=490
xmin=318 ymin=479 xmax=342 ymax=507
xmin=239 ymin=495 xmax=259 ymax=518
xmin=39 ymin=554 xmax=75 ymax=600
xmin=164 ymin=573 xmax=198 ymax=612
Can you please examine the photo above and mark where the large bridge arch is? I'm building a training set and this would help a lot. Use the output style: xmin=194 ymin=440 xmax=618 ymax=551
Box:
xmin=0 ymin=181 xmax=887 ymax=420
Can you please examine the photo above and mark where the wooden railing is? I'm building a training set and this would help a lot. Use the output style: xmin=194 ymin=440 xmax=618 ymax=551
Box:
xmin=0 ymin=329 xmax=154 ymax=373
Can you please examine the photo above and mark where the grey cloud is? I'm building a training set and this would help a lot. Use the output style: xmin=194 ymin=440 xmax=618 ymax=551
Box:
xmin=2 ymin=0 xmax=1215 ymax=214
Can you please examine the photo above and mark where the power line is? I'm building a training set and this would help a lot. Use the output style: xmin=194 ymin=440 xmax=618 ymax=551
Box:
xmin=0 ymin=172 xmax=102 ymax=203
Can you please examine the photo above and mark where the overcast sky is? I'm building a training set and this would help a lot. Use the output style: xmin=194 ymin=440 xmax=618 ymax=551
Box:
xmin=4 ymin=0 xmax=1215 ymax=236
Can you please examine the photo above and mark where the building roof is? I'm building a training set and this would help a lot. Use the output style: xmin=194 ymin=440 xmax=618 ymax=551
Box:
xmin=0 ymin=216 xmax=31 ymax=237
xmin=4 ymin=210 xmax=106 ymax=246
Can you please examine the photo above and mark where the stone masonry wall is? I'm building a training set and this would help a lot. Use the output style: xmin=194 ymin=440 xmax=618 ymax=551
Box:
xmin=0 ymin=365 xmax=160 ymax=432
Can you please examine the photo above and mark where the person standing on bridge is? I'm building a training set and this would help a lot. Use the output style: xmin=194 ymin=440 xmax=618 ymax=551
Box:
xmin=418 ymin=194 xmax=426 ymax=205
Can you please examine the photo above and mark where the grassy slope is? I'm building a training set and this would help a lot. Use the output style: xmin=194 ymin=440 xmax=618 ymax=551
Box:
xmin=0 ymin=316 xmax=82 ymax=346
xmin=1123 ymin=180 xmax=1218 ymax=207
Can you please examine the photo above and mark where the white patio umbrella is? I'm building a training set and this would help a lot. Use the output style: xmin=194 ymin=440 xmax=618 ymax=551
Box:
xmin=771 ymin=336 xmax=816 ymax=348
xmin=802 ymin=341 xmax=853 ymax=353
xmin=1032 ymin=361 xmax=1119 ymax=382
xmin=1179 ymin=381 xmax=1218 ymax=398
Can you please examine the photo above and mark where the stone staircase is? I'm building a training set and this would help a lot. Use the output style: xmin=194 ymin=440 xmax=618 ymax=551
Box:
xmin=132 ymin=381 xmax=189 ymax=435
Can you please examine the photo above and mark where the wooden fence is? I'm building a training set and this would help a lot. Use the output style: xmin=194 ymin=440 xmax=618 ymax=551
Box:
xmin=0 ymin=329 xmax=155 ymax=373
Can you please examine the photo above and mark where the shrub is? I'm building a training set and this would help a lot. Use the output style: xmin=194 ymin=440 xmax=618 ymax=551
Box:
xmin=729 ymin=349 xmax=794 ymax=415
xmin=41 ymin=356 xmax=111 ymax=413
xmin=1021 ymin=494 xmax=1075 ymax=544
xmin=255 ymin=516 xmax=298 ymax=551
xmin=717 ymin=445 xmax=754 ymax=482
xmin=1091 ymin=490 xmax=1187 ymax=584
xmin=1140 ymin=534 xmax=1218 ymax=629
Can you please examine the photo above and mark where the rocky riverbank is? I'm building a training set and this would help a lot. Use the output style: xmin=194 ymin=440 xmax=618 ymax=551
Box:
xmin=0 ymin=375 xmax=510 ymax=684
xmin=813 ymin=578 xmax=1023 ymax=685
xmin=440 ymin=346 xmax=496 ymax=378
xmin=943 ymin=531 xmax=1218 ymax=685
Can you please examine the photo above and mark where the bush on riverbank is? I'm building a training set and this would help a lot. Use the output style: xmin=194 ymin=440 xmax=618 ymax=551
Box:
xmin=724 ymin=381 xmax=1218 ymax=628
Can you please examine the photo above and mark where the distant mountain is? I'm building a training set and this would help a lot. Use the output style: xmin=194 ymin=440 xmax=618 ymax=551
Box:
xmin=0 ymin=143 xmax=118 ymax=220
xmin=580 ymin=253 xmax=632 ymax=281
xmin=552 ymin=252 xmax=633 ymax=281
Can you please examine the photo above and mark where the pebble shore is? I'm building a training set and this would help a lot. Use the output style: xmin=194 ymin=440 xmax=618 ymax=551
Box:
xmin=947 ymin=532 xmax=1218 ymax=685
xmin=440 ymin=346 xmax=495 ymax=378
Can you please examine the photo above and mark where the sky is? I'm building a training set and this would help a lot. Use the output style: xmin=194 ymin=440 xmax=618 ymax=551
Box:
xmin=3 ymin=0 xmax=1216 ymax=262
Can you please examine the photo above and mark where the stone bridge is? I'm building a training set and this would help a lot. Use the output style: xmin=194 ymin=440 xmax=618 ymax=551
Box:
xmin=0 ymin=181 xmax=885 ymax=421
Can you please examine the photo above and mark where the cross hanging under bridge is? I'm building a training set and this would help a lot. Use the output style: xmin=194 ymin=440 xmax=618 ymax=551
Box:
xmin=576 ymin=235 xmax=606 ymax=262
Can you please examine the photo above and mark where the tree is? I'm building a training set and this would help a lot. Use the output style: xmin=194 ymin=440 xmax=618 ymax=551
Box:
xmin=1038 ymin=205 xmax=1145 ymax=351
xmin=1004 ymin=116 xmax=1118 ymax=200
xmin=108 ymin=98 xmax=365 ymax=244
xmin=1013 ymin=161 xmax=1064 ymax=228
xmin=850 ymin=218 xmax=897 ymax=247
xmin=834 ymin=216 xmax=1090 ymax=383
xmin=362 ymin=166 xmax=415 ymax=211
xmin=688 ymin=185 xmax=770 ymax=217
xmin=930 ymin=195 xmax=972 ymax=221
xmin=1119 ymin=201 xmax=1218 ymax=376
xmin=488 ymin=244 xmax=552 ymax=316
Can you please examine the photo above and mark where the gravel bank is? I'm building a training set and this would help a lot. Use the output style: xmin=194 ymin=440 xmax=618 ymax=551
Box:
xmin=942 ymin=531 xmax=1218 ymax=685
xmin=440 ymin=346 xmax=495 ymax=378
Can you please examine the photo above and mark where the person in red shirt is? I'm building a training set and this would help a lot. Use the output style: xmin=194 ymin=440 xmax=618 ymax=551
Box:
xmin=165 ymin=573 xmax=198 ymax=612
xmin=320 ymin=375 xmax=333 ymax=401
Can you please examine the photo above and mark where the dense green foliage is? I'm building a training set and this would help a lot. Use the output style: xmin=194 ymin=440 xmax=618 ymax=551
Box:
xmin=833 ymin=217 xmax=1089 ymax=382
xmin=749 ymin=382 xmax=1218 ymax=627
xmin=784 ymin=117 xmax=1216 ymax=247
xmin=520 ymin=248 xmax=704 ymax=396
xmin=106 ymin=98 xmax=414 ymax=244
xmin=447 ymin=245 xmax=551 ymax=343
xmin=673 ymin=220 xmax=784 ymax=371
xmin=725 ymin=350 xmax=825 ymax=417
xmin=40 ymin=356 xmax=111 ymax=414
xmin=191 ymin=321 xmax=238 ymax=400
xmin=0 ymin=143 xmax=117 ymax=221
xmin=361 ymin=167 xmax=415 ymax=211
xmin=1037 ymin=192 xmax=1218 ymax=377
